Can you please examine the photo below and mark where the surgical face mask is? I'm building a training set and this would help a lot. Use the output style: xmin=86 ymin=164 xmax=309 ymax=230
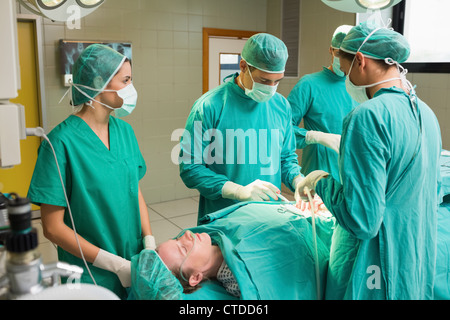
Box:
xmin=345 ymin=56 xmax=407 ymax=104
xmin=332 ymin=56 xmax=345 ymax=77
xmin=67 ymin=82 xmax=138 ymax=117
xmin=109 ymin=83 xmax=138 ymax=117
xmin=239 ymin=67 xmax=278 ymax=103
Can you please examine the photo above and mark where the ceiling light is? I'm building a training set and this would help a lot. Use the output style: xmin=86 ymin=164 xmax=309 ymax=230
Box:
xmin=321 ymin=0 xmax=402 ymax=13
xmin=18 ymin=0 xmax=105 ymax=22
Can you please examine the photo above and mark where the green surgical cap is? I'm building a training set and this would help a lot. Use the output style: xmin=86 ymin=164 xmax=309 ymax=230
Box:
xmin=72 ymin=43 xmax=126 ymax=106
xmin=130 ymin=250 xmax=183 ymax=300
xmin=331 ymin=25 xmax=353 ymax=49
xmin=340 ymin=21 xmax=410 ymax=63
xmin=241 ymin=33 xmax=288 ymax=73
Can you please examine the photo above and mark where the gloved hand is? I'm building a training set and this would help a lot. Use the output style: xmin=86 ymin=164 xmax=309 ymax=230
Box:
xmin=143 ymin=235 xmax=156 ymax=250
xmin=93 ymin=249 xmax=131 ymax=287
xmin=222 ymin=180 xmax=280 ymax=202
xmin=306 ymin=131 xmax=341 ymax=154
xmin=294 ymin=170 xmax=329 ymax=202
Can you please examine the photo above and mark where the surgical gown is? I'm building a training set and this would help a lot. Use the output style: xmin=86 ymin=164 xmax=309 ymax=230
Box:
xmin=179 ymin=73 xmax=301 ymax=222
xmin=288 ymin=68 xmax=357 ymax=181
xmin=317 ymin=87 xmax=442 ymax=299
xmin=27 ymin=115 xmax=146 ymax=299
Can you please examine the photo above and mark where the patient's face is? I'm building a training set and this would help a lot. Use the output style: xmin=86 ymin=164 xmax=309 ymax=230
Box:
xmin=158 ymin=231 xmax=213 ymax=279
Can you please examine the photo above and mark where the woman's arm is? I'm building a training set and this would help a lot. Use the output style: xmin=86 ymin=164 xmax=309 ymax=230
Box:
xmin=40 ymin=203 xmax=100 ymax=263
xmin=138 ymin=186 xmax=152 ymax=237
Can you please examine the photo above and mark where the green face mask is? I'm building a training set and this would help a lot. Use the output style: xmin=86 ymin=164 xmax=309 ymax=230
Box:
xmin=332 ymin=56 xmax=345 ymax=77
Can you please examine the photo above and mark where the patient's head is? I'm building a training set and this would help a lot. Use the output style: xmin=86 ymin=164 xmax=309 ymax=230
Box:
xmin=157 ymin=230 xmax=223 ymax=293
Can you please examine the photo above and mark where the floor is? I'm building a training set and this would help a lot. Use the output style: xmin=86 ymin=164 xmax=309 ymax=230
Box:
xmin=32 ymin=196 xmax=201 ymax=264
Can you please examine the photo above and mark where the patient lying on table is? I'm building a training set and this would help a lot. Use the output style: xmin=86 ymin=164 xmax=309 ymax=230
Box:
xmin=155 ymin=201 xmax=334 ymax=300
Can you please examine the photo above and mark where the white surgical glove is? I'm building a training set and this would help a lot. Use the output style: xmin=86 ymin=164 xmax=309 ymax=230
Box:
xmin=93 ymin=249 xmax=131 ymax=287
xmin=294 ymin=170 xmax=329 ymax=203
xmin=143 ymin=235 xmax=156 ymax=250
xmin=306 ymin=131 xmax=341 ymax=154
xmin=222 ymin=180 xmax=280 ymax=202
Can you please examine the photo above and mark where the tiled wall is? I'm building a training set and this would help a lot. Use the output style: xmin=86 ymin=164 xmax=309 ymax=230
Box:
xmin=17 ymin=0 xmax=267 ymax=204
xmin=17 ymin=0 xmax=449 ymax=204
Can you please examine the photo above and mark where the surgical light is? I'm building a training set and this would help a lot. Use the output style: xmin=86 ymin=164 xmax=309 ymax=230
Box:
xmin=321 ymin=0 xmax=402 ymax=13
xmin=17 ymin=0 xmax=105 ymax=22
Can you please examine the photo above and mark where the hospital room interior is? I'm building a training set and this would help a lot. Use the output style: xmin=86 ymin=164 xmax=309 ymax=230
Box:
xmin=0 ymin=0 xmax=449 ymax=301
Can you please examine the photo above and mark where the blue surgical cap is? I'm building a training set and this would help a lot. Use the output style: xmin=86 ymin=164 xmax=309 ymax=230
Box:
xmin=331 ymin=25 xmax=353 ymax=49
xmin=72 ymin=44 xmax=126 ymax=106
xmin=340 ymin=21 xmax=410 ymax=63
xmin=241 ymin=33 xmax=288 ymax=73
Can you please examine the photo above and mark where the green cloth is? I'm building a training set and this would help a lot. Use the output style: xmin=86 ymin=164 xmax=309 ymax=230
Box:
xmin=27 ymin=115 xmax=146 ymax=299
xmin=434 ymin=202 xmax=450 ymax=299
xmin=317 ymin=87 xmax=442 ymax=299
xmin=185 ymin=202 xmax=334 ymax=300
xmin=179 ymin=73 xmax=301 ymax=222
xmin=288 ymin=67 xmax=358 ymax=181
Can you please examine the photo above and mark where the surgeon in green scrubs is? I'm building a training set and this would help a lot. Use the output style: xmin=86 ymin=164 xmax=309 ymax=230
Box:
xmin=27 ymin=44 xmax=155 ymax=299
xmin=295 ymin=22 xmax=442 ymax=299
xmin=179 ymin=33 xmax=303 ymax=222
xmin=288 ymin=25 xmax=358 ymax=181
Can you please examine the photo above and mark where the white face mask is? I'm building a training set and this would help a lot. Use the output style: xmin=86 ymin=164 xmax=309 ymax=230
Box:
xmin=345 ymin=56 xmax=405 ymax=104
xmin=239 ymin=67 xmax=278 ymax=103
xmin=344 ymin=27 xmax=405 ymax=104
xmin=68 ymin=82 xmax=138 ymax=117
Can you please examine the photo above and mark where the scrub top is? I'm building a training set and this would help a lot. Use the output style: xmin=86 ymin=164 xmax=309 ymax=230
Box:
xmin=317 ymin=87 xmax=442 ymax=299
xmin=27 ymin=115 xmax=146 ymax=299
xmin=179 ymin=73 xmax=301 ymax=222
xmin=288 ymin=67 xmax=357 ymax=181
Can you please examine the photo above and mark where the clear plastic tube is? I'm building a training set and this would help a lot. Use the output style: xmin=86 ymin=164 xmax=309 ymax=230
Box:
xmin=304 ymin=186 xmax=321 ymax=300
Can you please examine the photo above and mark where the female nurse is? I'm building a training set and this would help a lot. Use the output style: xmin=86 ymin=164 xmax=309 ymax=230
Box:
xmin=295 ymin=22 xmax=442 ymax=299
xmin=27 ymin=44 xmax=155 ymax=299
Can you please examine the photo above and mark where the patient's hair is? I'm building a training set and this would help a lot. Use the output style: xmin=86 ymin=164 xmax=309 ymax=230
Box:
xmin=171 ymin=270 xmax=204 ymax=295
xmin=155 ymin=247 xmax=204 ymax=294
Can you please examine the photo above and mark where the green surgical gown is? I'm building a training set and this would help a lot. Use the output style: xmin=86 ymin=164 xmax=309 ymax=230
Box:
xmin=317 ymin=87 xmax=442 ymax=299
xmin=179 ymin=73 xmax=301 ymax=222
xmin=288 ymin=68 xmax=358 ymax=181
xmin=27 ymin=115 xmax=146 ymax=299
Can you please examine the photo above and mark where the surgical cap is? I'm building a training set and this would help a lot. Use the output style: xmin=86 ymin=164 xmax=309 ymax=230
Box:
xmin=71 ymin=44 xmax=126 ymax=106
xmin=331 ymin=25 xmax=353 ymax=49
xmin=241 ymin=33 xmax=288 ymax=73
xmin=130 ymin=249 xmax=183 ymax=300
xmin=340 ymin=21 xmax=410 ymax=63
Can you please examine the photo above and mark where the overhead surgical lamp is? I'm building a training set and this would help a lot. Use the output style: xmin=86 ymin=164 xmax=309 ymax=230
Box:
xmin=17 ymin=0 xmax=105 ymax=22
xmin=321 ymin=0 xmax=402 ymax=13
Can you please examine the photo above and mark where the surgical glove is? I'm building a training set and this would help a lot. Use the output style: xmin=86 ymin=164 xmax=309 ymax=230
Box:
xmin=294 ymin=170 xmax=329 ymax=202
xmin=306 ymin=131 xmax=341 ymax=154
xmin=222 ymin=180 xmax=280 ymax=202
xmin=143 ymin=235 xmax=156 ymax=250
xmin=93 ymin=249 xmax=131 ymax=287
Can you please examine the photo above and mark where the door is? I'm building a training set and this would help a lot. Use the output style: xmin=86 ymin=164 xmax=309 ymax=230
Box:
xmin=0 ymin=19 xmax=43 ymax=210
xmin=202 ymin=28 xmax=260 ymax=93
